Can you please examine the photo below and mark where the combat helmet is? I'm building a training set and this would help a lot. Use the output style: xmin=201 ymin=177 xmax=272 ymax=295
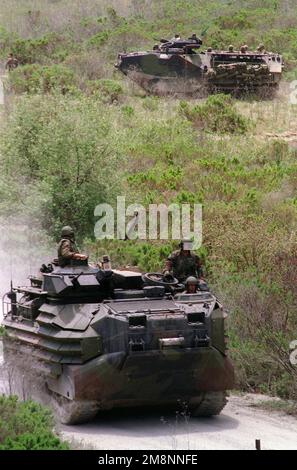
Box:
xmin=61 ymin=225 xmax=74 ymax=238
xmin=185 ymin=276 xmax=199 ymax=286
xmin=179 ymin=239 xmax=194 ymax=251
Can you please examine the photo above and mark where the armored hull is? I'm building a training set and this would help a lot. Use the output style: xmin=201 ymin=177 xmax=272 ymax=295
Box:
xmin=1 ymin=261 xmax=234 ymax=424
xmin=117 ymin=49 xmax=283 ymax=96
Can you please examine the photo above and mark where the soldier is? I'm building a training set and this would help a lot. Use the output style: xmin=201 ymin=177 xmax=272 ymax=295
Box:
xmin=171 ymin=34 xmax=181 ymax=42
xmin=184 ymin=276 xmax=199 ymax=294
xmin=5 ymin=53 xmax=19 ymax=72
xmin=228 ymin=45 xmax=234 ymax=52
xmin=188 ymin=33 xmax=202 ymax=45
xmin=240 ymin=45 xmax=246 ymax=54
xmin=57 ymin=226 xmax=87 ymax=266
xmin=164 ymin=239 xmax=203 ymax=283
xmin=257 ymin=43 xmax=266 ymax=53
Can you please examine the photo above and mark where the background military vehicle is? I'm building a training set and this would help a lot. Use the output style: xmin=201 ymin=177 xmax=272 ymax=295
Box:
xmin=1 ymin=259 xmax=234 ymax=424
xmin=116 ymin=38 xmax=283 ymax=96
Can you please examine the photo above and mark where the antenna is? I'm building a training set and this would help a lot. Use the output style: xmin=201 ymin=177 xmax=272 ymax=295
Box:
xmin=9 ymin=252 xmax=13 ymax=287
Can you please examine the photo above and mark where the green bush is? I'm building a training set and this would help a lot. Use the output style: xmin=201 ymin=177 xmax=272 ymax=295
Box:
xmin=87 ymin=31 xmax=110 ymax=48
xmin=8 ymin=33 xmax=75 ymax=65
xmin=87 ymin=78 xmax=123 ymax=102
xmin=179 ymin=95 xmax=251 ymax=134
xmin=215 ymin=10 xmax=253 ymax=30
xmin=9 ymin=64 xmax=77 ymax=94
xmin=84 ymin=239 xmax=176 ymax=273
xmin=121 ymin=105 xmax=134 ymax=117
xmin=0 ymin=396 xmax=68 ymax=450
xmin=1 ymin=94 xmax=125 ymax=239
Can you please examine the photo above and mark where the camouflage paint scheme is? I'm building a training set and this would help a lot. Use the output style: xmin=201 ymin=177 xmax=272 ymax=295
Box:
xmin=2 ymin=261 xmax=234 ymax=423
xmin=116 ymin=48 xmax=283 ymax=95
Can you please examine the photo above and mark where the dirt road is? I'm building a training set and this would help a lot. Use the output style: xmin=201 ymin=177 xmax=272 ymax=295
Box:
xmin=60 ymin=394 xmax=297 ymax=450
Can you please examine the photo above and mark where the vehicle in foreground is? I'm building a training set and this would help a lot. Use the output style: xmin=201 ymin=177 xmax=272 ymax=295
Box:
xmin=1 ymin=260 xmax=234 ymax=424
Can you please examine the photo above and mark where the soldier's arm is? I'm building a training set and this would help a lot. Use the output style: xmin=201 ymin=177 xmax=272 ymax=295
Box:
xmin=60 ymin=240 xmax=77 ymax=259
xmin=164 ymin=259 xmax=173 ymax=273
xmin=61 ymin=240 xmax=88 ymax=261
xmin=196 ymin=256 xmax=204 ymax=278
xmin=163 ymin=251 xmax=178 ymax=273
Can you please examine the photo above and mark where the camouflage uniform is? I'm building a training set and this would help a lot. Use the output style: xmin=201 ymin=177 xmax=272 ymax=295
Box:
xmin=166 ymin=250 xmax=203 ymax=282
xmin=5 ymin=55 xmax=18 ymax=71
xmin=57 ymin=238 xmax=79 ymax=266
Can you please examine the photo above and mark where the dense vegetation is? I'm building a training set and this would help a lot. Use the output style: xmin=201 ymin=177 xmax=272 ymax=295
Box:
xmin=0 ymin=0 xmax=297 ymax=407
xmin=0 ymin=395 xmax=68 ymax=449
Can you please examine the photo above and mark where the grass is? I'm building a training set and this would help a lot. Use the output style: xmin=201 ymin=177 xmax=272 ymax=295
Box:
xmin=251 ymin=399 xmax=297 ymax=417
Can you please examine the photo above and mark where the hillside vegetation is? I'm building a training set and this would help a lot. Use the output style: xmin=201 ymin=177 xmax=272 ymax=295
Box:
xmin=0 ymin=396 xmax=68 ymax=449
xmin=0 ymin=0 xmax=297 ymax=400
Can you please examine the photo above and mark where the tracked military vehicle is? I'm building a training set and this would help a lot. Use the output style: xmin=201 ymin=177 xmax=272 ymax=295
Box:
xmin=1 ymin=260 xmax=234 ymax=424
xmin=116 ymin=39 xmax=283 ymax=96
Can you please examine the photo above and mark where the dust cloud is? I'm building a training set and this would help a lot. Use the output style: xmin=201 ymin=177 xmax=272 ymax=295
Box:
xmin=0 ymin=216 xmax=55 ymax=321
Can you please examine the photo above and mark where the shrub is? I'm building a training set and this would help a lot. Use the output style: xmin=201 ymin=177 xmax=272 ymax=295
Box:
xmin=121 ymin=105 xmax=134 ymax=117
xmin=88 ymin=31 xmax=110 ymax=48
xmin=215 ymin=10 xmax=253 ymax=30
xmin=1 ymin=94 xmax=125 ymax=239
xmin=179 ymin=95 xmax=251 ymax=134
xmin=8 ymin=33 xmax=75 ymax=65
xmin=9 ymin=64 xmax=77 ymax=94
xmin=84 ymin=239 xmax=175 ymax=273
xmin=0 ymin=396 xmax=68 ymax=450
xmin=87 ymin=78 xmax=123 ymax=102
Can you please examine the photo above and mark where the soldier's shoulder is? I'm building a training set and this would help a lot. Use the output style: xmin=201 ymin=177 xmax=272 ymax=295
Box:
xmin=59 ymin=238 xmax=71 ymax=245
xmin=168 ymin=250 xmax=180 ymax=259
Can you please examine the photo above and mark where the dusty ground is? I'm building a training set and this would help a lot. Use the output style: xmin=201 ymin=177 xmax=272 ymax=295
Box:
xmin=59 ymin=394 xmax=297 ymax=450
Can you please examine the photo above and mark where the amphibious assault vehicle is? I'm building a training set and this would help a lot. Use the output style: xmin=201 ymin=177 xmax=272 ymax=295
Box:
xmin=1 ymin=260 xmax=234 ymax=424
xmin=116 ymin=39 xmax=283 ymax=96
